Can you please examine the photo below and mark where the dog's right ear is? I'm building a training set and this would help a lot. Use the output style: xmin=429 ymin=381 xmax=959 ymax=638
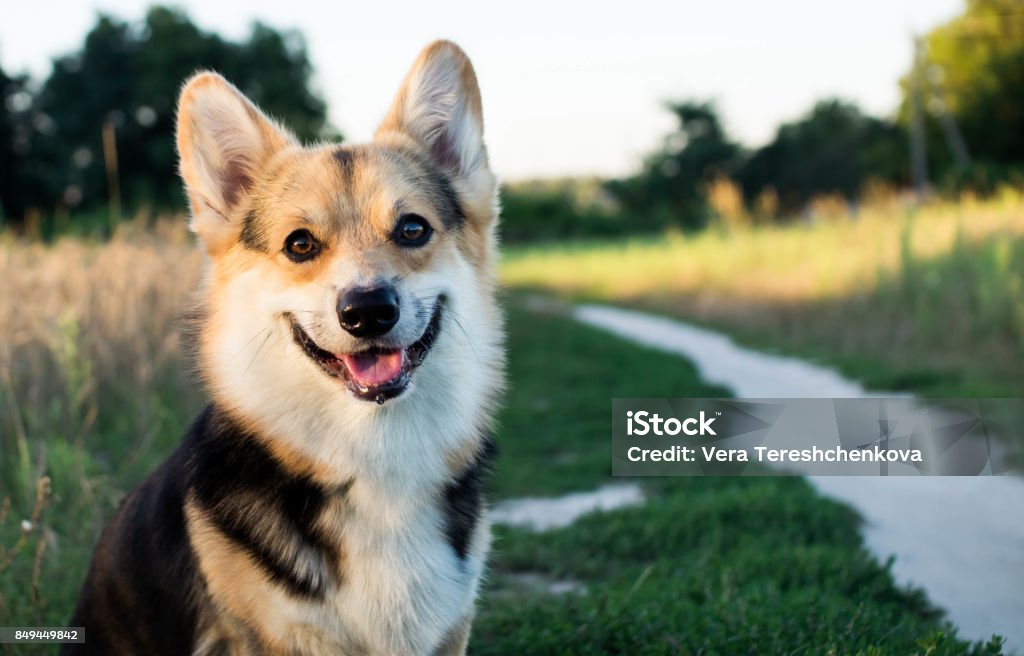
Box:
xmin=176 ymin=72 xmax=294 ymax=256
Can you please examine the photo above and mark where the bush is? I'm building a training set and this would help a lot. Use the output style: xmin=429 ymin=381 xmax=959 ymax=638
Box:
xmin=500 ymin=180 xmax=629 ymax=243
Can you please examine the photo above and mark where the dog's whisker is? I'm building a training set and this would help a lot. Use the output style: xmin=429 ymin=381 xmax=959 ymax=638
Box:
xmin=229 ymin=326 xmax=276 ymax=362
xmin=405 ymin=294 xmax=483 ymax=357
xmin=244 ymin=328 xmax=274 ymax=376
xmin=437 ymin=309 xmax=484 ymax=364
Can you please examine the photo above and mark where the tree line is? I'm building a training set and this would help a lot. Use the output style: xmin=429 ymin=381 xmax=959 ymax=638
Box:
xmin=510 ymin=0 xmax=1024 ymax=239
xmin=2 ymin=0 xmax=1023 ymax=237
xmin=0 ymin=6 xmax=335 ymax=226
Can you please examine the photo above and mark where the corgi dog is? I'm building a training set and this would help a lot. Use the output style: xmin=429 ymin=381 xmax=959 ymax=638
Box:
xmin=65 ymin=41 xmax=503 ymax=656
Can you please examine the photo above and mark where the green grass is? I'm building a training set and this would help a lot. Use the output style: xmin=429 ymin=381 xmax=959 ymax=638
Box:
xmin=0 ymin=338 xmax=200 ymax=651
xmin=478 ymin=495 xmax=1002 ymax=655
xmin=470 ymin=301 xmax=1006 ymax=655
xmin=489 ymin=299 xmax=729 ymax=499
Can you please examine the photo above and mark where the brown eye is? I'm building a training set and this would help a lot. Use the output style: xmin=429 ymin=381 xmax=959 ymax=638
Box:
xmin=284 ymin=229 xmax=320 ymax=261
xmin=393 ymin=214 xmax=433 ymax=247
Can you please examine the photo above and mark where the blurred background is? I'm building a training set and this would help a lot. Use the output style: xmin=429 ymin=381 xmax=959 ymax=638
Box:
xmin=6 ymin=0 xmax=1020 ymax=227
xmin=2 ymin=1 xmax=1023 ymax=654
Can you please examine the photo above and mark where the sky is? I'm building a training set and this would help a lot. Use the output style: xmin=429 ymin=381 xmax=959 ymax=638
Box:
xmin=3 ymin=0 xmax=963 ymax=180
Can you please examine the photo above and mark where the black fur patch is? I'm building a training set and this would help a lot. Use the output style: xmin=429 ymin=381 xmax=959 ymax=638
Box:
xmin=187 ymin=406 xmax=346 ymax=599
xmin=441 ymin=437 xmax=496 ymax=560
xmin=64 ymin=439 xmax=200 ymax=655
xmin=387 ymin=146 xmax=467 ymax=230
xmin=239 ymin=208 xmax=269 ymax=252
xmin=64 ymin=404 xmax=349 ymax=655
xmin=422 ymin=164 xmax=466 ymax=230
xmin=333 ymin=146 xmax=356 ymax=187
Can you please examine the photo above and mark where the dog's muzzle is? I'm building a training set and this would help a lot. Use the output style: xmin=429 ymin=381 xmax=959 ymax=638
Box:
xmin=287 ymin=298 xmax=444 ymax=404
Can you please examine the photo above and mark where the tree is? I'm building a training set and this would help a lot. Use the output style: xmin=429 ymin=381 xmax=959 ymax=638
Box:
xmin=901 ymin=0 xmax=1024 ymax=183
xmin=11 ymin=6 xmax=336 ymax=223
xmin=0 ymin=63 xmax=55 ymax=222
xmin=738 ymin=99 xmax=906 ymax=213
xmin=607 ymin=101 xmax=741 ymax=230
xmin=0 ymin=63 xmax=24 ymax=222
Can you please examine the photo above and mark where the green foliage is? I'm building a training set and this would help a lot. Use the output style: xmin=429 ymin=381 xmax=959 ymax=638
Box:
xmin=0 ymin=65 xmax=41 ymax=223
xmin=902 ymin=0 xmax=1024 ymax=184
xmin=500 ymin=180 xmax=628 ymax=244
xmin=738 ymin=99 xmax=907 ymax=213
xmin=603 ymin=99 xmax=907 ymax=229
xmin=606 ymin=101 xmax=742 ymax=231
xmin=1 ymin=6 xmax=336 ymax=224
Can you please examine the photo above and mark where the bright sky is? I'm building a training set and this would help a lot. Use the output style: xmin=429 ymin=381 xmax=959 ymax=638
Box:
xmin=3 ymin=0 xmax=962 ymax=180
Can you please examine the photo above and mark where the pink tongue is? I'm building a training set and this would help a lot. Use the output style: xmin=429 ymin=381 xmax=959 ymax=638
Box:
xmin=342 ymin=350 xmax=405 ymax=387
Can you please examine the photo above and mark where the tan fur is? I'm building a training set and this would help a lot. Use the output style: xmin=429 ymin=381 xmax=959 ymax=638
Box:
xmin=185 ymin=500 xmax=292 ymax=651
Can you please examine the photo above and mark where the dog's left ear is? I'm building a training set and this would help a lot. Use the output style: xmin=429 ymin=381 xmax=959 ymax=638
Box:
xmin=376 ymin=41 xmax=496 ymax=218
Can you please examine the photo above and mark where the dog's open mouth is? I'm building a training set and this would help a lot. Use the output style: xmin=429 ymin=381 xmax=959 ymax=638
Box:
xmin=287 ymin=300 xmax=444 ymax=404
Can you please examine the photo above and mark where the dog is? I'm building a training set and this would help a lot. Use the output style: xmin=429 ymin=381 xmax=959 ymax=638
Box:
xmin=65 ymin=40 xmax=503 ymax=656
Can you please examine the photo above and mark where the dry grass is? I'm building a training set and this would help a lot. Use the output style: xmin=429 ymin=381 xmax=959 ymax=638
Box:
xmin=0 ymin=216 xmax=204 ymax=628
xmin=504 ymin=193 xmax=1024 ymax=304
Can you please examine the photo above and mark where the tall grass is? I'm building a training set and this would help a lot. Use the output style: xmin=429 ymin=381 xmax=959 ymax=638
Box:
xmin=503 ymin=192 xmax=1024 ymax=394
xmin=0 ymin=217 xmax=203 ymax=627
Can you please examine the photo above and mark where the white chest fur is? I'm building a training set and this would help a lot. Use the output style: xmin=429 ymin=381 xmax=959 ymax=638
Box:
xmin=277 ymin=480 xmax=489 ymax=656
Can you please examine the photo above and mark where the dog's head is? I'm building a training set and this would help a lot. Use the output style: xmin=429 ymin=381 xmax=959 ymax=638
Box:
xmin=177 ymin=42 xmax=502 ymax=455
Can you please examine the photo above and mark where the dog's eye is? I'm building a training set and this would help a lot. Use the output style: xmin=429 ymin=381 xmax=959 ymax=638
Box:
xmin=284 ymin=229 xmax=321 ymax=261
xmin=392 ymin=214 xmax=433 ymax=248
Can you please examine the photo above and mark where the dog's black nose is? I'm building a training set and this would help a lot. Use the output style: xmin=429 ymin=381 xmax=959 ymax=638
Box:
xmin=337 ymin=287 xmax=400 ymax=338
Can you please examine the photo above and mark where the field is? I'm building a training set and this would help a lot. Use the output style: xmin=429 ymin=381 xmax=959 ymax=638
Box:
xmin=504 ymin=194 xmax=1024 ymax=397
xmin=0 ymin=207 xmax=1014 ymax=653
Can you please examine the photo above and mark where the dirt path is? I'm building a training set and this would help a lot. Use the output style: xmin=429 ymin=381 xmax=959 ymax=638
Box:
xmin=570 ymin=303 xmax=1024 ymax=653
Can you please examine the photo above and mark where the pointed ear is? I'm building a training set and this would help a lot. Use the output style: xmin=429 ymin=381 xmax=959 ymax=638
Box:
xmin=376 ymin=41 xmax=490 ymax=180
xmin=176 ymin=72 xmax=294 ymax=255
